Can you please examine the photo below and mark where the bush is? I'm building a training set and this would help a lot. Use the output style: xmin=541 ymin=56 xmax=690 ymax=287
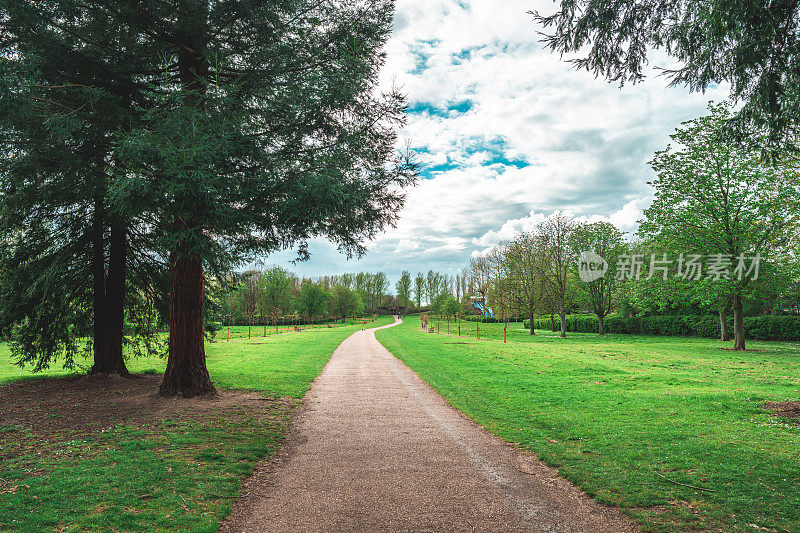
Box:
xmin=744 ymin=315 xmax=800 ymax=341
xmin=524 ymin=314 xmax=800 ymax=341
xmin=205 ymin=321 xmax=223 ymax=333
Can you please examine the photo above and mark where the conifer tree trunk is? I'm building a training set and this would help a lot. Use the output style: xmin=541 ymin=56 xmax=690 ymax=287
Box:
xmin=90 ymin=195 xmax=108 ymax=373
xmin=101 ymin=220 xmax=130 ymax=375
xmin=160 ymin=251 xmax=214 ymax=396
xmin=159 ymin=10 xmax=215 ymax=396
xmin=90 ymin=218 xmax=131 ymax=375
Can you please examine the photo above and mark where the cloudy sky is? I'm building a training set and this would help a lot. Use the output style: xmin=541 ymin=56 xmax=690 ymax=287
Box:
xmin=264 ymin=0 xmax=730 ymax=286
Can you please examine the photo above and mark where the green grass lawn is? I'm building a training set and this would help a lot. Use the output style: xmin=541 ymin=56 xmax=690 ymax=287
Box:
xmin=213 ymin=318 xmax=373 ymax=342
xmin=0 ymin=317 xmax=391 ymax=393
xmin=377 ymin=316 xmax=800 ymax=532
xmin=0 ymin=315 xmax=393 ymax=532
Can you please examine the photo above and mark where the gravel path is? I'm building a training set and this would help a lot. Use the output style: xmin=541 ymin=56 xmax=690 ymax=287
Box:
xmin=220 ymin=317 xmax=637 ymax=532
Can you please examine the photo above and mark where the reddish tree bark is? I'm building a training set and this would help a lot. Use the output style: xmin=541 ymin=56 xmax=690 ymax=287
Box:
xmin=160 ymin=252 xmax=215 ymax=397
xmin=159 ymin=16 xmax=215 ymax=396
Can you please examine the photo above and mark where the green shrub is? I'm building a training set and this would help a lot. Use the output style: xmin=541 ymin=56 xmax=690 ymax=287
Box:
xmin=206 ymin=321 xmax=223 ymax=333
xmin=744 ymin=316 xmax=800 ymax=341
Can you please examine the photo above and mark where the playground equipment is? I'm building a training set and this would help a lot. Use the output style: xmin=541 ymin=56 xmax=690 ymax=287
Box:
xmin=472 ymin=300 xmax=495 ymax=318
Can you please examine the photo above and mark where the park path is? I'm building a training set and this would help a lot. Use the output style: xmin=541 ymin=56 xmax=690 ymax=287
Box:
xmin=220 ymin=317 xmax=637 ymax=532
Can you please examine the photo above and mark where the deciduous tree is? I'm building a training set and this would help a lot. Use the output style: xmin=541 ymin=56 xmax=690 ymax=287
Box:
xmin=328 ymin=285 xmax=363 ymax=323
xmin=537 ymin=213 xmax=576 ymax=338
xmin=395 ymin=270 xmax=412 ymax=315
xmin=504 ymin=233 xmax=545 ymax=335
xmin=259 ymin=267 xmax=294 ymax=333
xmin=297 ymin=280 xmax=329 ymax=322
xmin=572 ymin=222 xmax=625 ymax=335
xmin=640 ymin=104 xmax=800 ymax=349
xmin=414 ymin=272 xmax=425 ymax=310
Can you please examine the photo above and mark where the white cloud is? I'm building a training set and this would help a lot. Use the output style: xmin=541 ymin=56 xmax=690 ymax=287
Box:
xmin=608 ymin=197 xmax=651 ymax=231
xmin=265 ymin=0 xmax=731 ymax=286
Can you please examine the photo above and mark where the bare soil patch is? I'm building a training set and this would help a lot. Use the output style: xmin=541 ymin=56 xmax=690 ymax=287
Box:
xmin=0 ymin=373 xmax=294 ymax=532
xmin=0 ymin=374 xmax=286 ymax=438
xmin=764 ymin=400 xmax=800 ymax=420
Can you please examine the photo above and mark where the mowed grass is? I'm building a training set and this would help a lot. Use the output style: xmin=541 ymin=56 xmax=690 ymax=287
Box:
xmin=196 ymin=318 xmax=393 ymax=397
xmin=0 ymin=317 xmax=391 ymax=395
xmin=0 ymin=316 xmax=393 ymax=532
xmin=215 ymin=319 xmax=372 ymax=342
xmin=377 ymin=317 xmax=800 ymax=532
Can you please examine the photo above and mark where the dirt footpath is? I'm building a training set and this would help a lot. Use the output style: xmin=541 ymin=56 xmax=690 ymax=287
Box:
xmin=220 ymin=317 xmax=637 ymax=532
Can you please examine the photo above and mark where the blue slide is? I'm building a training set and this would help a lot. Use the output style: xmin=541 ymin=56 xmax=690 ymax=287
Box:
xmin=472 ymin=301 xmax=495 ymax=318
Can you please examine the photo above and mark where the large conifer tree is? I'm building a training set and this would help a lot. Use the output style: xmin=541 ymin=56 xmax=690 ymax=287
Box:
xmin=0 ymin=0 xmax=163 ymax=374
xmin=535 ymin=1 xmax=800 ymax=148
xmin=115 ymin=0 xmax=415 ymax=396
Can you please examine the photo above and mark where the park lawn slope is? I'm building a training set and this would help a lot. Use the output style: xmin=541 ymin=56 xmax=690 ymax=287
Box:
xmin=376 ymin=317 xmax=800 ymax=532
xmin=0 ymin=316 xmax=392 ymax=532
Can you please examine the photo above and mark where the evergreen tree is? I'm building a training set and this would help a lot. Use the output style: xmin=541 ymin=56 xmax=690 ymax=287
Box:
xmin=1 ymin=1 xmax=416 ymax=395
xmin=113 ymin=0 xmax=414 ymax=395
xmin=0 ymin=0 xmax=163 ymax=374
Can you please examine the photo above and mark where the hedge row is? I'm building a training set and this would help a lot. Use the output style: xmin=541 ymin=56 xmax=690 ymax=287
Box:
xmin=522 ymin=314 xmax=800 ymax=341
